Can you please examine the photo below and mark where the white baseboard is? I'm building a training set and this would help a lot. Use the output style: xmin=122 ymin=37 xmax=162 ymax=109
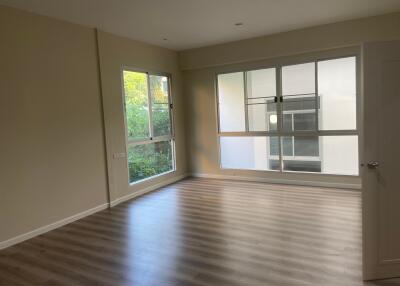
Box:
xmin=109 ymin=173 xmax=189 ymax=207
xmin=0 ymin=203 xmax=109 ymax=250
xmin=191 ymin=173 xmax=361 ymax=190
xmin=0 ymin=174 xmax=189 ymax=251
xmin=3 ymin=172 xmax=355 ymax=250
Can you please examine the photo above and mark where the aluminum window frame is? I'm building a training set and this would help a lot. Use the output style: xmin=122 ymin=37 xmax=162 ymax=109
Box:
xmin=215 ymin=52 xmax=360 ymax=176
xmin=121 ymin=67 xmax=176 ymax=185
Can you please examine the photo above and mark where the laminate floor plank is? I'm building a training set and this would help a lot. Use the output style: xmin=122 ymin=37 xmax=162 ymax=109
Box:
xmin=1 ymin=178 xmax=400 ymax=285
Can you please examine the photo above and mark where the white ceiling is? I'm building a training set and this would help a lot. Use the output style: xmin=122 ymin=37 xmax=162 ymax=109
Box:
xmin=1 ymin=0 xmax=400 ymax=51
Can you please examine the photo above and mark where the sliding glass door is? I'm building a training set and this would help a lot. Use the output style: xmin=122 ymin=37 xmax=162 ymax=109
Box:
xmin=217 ymin=56 xmax=359 ymax=176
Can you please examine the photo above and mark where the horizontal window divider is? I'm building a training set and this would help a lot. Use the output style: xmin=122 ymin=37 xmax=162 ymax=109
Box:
xmin=127 ymin=136 xmax=173 ymax=146
xmin=218 ymin=131 xmax=279 ymax=137
xmin=218 ymin=130 xmax=358 ymax=137
xmin=281 ymin=157 xmax=321 ymax=162
xmin=282 ymin=92 xmax=316 ymax=97
xmin=247 ymin=96 xmax=276 ymax=100
xmin=246 ymin=102 xmax=270 ymax=106
xmin=281 ymin=109 xmax=316 ymax=114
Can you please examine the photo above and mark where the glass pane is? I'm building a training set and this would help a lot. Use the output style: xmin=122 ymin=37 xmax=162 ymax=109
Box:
xmin=218 ymin=72 xmax=245 ymax=132
xmin=246 ymin=68 xmax=276 ymax=98
xmin=128 ymin=140 xmax=173 ymax=183
xmin=318 ymin=57 xmax=357 ymax=130
xmin=282 ymin=136 xmax=293 ymax=156
xmin=320 ymin=136 xmax=359 ymax=175
xmin=220 ymin=136 xmax=278 ymax=170
xmin=294 ymin=136 xmax=319 ymax=157
xmin=282 ymin=114 xmax=293 ymax=132
xmin=150 ymin=75 xmax=169 ymax=104
xmin=283 ymin=161 xmax=321 ymax=172
xmin=282 ymin=62 xmax=315 ymax=96
xmin=247 ymin=97 xmax=277 ymax=131
xmin=270 ymin=137 xmax=279 ymax=156
xmin=246 ymin=68 xmax=276 ymax=131
xmin=149 ymin=75 xmax=171 ymax=137
xmin=293 ymin=113 xmax=316 ymax=131
xmin=152 ymin=103 xmax=171 ymax=137
xmin=281 ymin=136 xmax=359 ymax=175
xmin=282 ymin=96 xmax=317 ymax=131
xmin=123 ymin=71 xmax=149 ymax=140
xmin=282 ymin=95 xmax=317 ymax=111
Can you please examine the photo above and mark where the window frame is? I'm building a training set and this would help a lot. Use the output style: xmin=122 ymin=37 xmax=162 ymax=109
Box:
xmin=121 ymin=66 xmax=176 ymax=185
xmin=215 ymin=51 xmax=360 ymax=176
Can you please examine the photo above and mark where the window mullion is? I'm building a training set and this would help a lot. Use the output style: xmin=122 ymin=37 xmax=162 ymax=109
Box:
xmin=314 ymin=61 xmax=319 ymax=131
xmin=243 ymin=72 xmax=249 ymax=132
xmin=146 ymin=73 xmax=154 ymax=139
xmin=276 ymin=66 xmax=284 ymax=173
xmin=167 ymin=76 xmax=175 ymax=139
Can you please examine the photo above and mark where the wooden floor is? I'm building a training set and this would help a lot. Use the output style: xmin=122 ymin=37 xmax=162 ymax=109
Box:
xmin=1 ymin=178 xmax=399 ymax=286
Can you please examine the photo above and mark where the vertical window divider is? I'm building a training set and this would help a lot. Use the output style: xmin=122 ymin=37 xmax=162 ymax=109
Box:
xmin=276 ymin=66 xmax=284 ymax=173
xmin=314 ymin=61 xmax=319 ymax=131
xmin=315 ymin=61 xmax=323 ymax=170
xmin=243 ymin=72 xmax=249 ymax=132
xmin=146 ymin=73 xmax=154 ymax=139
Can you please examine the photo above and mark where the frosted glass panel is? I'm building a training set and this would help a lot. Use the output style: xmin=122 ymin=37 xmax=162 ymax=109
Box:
xmin=246 ymin=68 xmax=277 ymax=132
xmin=220 ymin=137 xmax=277 ymax=170
xmin=281 ymin=135 xmax=358 ymax=175
xmin=320 ymin=136 xmax=358 ymax=175
xmin=282 ymin=62 xmax=315 ymax=96
xmin=318 ymin=57 xmax=357 ymax=130
xmin=282 ymin=63 xmax=317 ymax=130
xmin=218 ymin=72 xmax=245 ymax=132
xmin=246 ymin=68 xmax=276 ymax=98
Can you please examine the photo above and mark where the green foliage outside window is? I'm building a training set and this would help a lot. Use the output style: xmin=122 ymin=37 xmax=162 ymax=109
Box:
xmin=123 ymin=71 xmax=173 ymax=183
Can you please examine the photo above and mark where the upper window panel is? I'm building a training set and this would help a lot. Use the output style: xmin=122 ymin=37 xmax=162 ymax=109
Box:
xmin=282 ymin=63 xmax=317 ymax=131
xmin=282 ymin=62 xmax=315 ymax=96
xmin=246 ymin=68 xmax=277 ymax=132
xmin=218 ymin=72 xmax=245 ymax=132
xmin=246 ymin=68 xmax=276 ymax=98
xmin=149 ymin=75 xmax=171 ymax=137
xmin=123 ymin=71 xmax=150 ymax=141
xmin=318 ymin=57 xmax=357 ymax=130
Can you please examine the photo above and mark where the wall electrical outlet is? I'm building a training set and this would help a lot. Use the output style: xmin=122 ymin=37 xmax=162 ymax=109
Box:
xmin=113 ymin=152 xmax=126 ymax=159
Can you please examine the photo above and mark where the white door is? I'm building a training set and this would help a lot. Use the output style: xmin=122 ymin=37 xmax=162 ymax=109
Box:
xmin=363 ymin=40 xmax=400 ymax=280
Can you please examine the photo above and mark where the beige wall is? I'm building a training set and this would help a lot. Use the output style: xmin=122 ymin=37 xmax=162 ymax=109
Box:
xmin=0 ymin=6 xmax=187 ymax=243
xmin=181 ymin=12 xmax=400 ymax=187
xmin=0 ymin=6 xmax=108 ymax=241
xmin=97 ymin=31 xmax=187 ymax=202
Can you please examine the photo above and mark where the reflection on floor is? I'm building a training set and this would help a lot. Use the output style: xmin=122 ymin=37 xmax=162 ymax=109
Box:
xmin=0 ymin=178 xmax=399 ymax=285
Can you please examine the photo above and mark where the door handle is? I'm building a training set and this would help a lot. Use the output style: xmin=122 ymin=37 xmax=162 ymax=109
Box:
xmin=367 ymin=161 xmax=379 ymax=169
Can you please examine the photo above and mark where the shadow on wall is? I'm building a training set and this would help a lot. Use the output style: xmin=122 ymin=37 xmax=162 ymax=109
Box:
xmin=186 ymin=71 xmax=218 ymax=173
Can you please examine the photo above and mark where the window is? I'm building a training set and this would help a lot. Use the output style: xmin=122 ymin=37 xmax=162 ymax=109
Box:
xmin=122 ymin=70 xmax=175 ymax=183
xmin=217 ymin=56 xmax=358 ymax=176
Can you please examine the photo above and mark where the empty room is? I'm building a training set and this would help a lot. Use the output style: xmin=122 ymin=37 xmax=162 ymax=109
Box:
xmin=1 ymin=0 xmax=400 ymax=285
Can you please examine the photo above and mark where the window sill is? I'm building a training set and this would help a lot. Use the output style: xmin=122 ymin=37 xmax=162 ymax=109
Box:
xmin=129 ymin=169 xmax=176 ymax=186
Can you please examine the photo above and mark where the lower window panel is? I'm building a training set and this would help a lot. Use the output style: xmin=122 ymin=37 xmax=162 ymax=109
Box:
xmin=128 ymin=140 xmax=174 ymax=183
xmin=220 ymin=135 xmax=359 ymax=175
xmin=220 ymin=136 xmax=278 ymax=171
xmin=270 ymin=159 xmax=322 ymax=172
